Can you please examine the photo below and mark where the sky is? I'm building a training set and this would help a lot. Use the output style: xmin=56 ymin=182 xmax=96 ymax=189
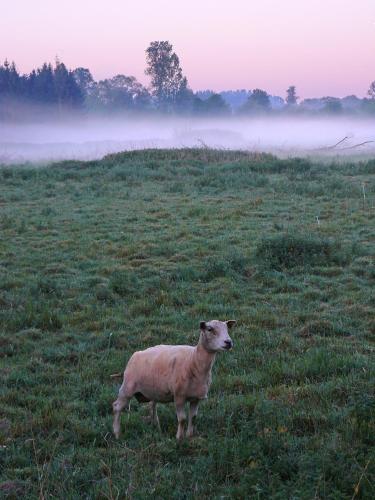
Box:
xmin=1 ymin=0 xmax=374 ymax=98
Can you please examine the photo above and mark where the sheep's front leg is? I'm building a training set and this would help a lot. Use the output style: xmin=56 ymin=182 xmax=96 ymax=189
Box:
xmin=187 ymin=400 xmax=199 ymax=438
xmin=175 ymin=399 xmax=186 ymax=440
xmin=151 ymin=401 xmax=161 ymax=431
xmin=113 ymin=395 xmax=130 ymax=439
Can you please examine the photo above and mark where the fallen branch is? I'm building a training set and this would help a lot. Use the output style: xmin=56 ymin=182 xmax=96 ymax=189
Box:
xmin=197 ymin=138 xmax=209 ymax=149
xmin=110 ymin=372 xmax=123 ymax=379
xmin=351 ymin=459 xmax=371 ymax=499
xmin=339 ymin=140 xmax=375 ymax=151
xmin=315 ymin=136 xmax=349 ymax=151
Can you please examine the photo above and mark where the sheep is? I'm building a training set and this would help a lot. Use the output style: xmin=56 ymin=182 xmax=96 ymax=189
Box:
xmin=113 ymin=319 xmax=236 ymax=440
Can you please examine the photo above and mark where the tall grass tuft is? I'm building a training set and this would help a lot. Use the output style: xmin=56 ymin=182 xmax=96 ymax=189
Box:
xmin=256 ymin=233 xmax=352 ymax=270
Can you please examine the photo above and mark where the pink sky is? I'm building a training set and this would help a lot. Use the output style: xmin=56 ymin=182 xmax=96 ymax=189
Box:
xmin=1 ymin=0 xmax=374 ymax=98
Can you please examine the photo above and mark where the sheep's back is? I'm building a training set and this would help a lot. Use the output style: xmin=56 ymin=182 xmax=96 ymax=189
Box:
xmin=124 ymin=345 xmax=195 ymax=401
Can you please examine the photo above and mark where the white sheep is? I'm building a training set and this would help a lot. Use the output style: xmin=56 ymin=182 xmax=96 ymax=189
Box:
xmin=113 ymin=319 xmax=236 ymax=440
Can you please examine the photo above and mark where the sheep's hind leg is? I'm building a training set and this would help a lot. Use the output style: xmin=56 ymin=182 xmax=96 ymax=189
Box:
xmin=187 ymin=400 xmax=199 ymax=438
xmin=142 ymin=402 xmax=160 ymax=431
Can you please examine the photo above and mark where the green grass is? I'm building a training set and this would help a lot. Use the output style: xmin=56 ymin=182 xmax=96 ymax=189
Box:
xmin=0 ymin=148 xmax=374 ymax=499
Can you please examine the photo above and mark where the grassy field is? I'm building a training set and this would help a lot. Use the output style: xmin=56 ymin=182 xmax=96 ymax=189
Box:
xmin=0 ymin=149 xmax=374 ymax=499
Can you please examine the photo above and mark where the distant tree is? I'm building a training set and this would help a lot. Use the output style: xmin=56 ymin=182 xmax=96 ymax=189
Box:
xmin=240 ymin=89 xmax=270 ymax=113
xmin=322 ymin=97 xmax=342 ymax=114
xmin=206 ymin=94 xmax=226 ymax=114
xmin=193 ymin=93 xmax=230 ymax=116
xmin=54 ymin=60 xmax=84 ymax=109
xmin=174 ymin=78 xmax=194 ymax=113
xmin=192 ymin=97 xmax=205 ymax=115
xmin=361 ymin=97 xmax=375 ymax=114
xmin=72 ymin=68 xmax=96 ymax=95
xmin=94 ymin=75 xmax=150 ymax=111
xmin=269 ymin=95 xmax=285 ymax=110
xmin=32 ymin=63 xmax=56 ymax=103
xmin=368 ymin=81 xmax=375 ymax=99
xmin=26 ymin=70 xmax=37 ymax=100
xmin=196 ymin=89 xmax=249 ymax=111
xmin=0 ymin=60 xmax=21 ymax=96
xmin=220 ymin=90 xmax=249 ymax=110
xmin=286 ymin=85 xmax=298 ymax=105
xmin=299 ymin=98 xmax=325 ymax=112
xmin=145 ymin=41 xmax=191 ymax=111
xmin=195 ymin=90 xmax=215 ymax=101
xmin=341 ymin=95 xmax=362 ymax=112
xmin=0 ymin=60 xmax=11 ymax=95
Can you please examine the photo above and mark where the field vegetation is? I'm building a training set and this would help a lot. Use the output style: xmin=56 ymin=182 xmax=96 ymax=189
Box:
xmin=0 ymin=149 xmax=374 ymax=498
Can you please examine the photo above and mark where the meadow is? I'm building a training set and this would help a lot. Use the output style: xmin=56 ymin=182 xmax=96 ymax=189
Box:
xmin=0 ymin=149 xmax=374 ymax=499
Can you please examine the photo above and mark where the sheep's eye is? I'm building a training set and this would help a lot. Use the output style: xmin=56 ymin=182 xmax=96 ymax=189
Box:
xmin=207 ymin=326 xmax=215 ymax=334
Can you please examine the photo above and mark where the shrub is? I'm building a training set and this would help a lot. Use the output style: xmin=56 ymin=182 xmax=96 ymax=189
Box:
xmin=95 ymin=286 xmax=115 ymax=303
xmin=256 ymin=233 xmax=351 ymax=270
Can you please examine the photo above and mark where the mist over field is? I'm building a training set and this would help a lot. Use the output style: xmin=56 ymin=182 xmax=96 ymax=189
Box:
xmin=1 ymin=115 xmax=374 ymax=163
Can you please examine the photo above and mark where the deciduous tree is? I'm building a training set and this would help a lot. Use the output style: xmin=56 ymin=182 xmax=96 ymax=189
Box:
xmin=145 ymin=41 xmax=191 ymax=111
xmin=368 ymin=81 xmax=375 ymax=99
xmin=286 ymin=85 xmax=298 ymax=105
xmin=241 ymin=89 xmax=270 ymax=113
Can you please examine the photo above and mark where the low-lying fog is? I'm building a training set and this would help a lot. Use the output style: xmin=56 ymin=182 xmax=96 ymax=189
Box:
xmin=1 ymin=116 xmax=374 ymax=164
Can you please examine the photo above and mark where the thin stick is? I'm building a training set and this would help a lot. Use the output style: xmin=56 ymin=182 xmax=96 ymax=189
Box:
xmin=315 ymin=136 xmax=349 ymax=151
xmin=362 ymin=183 xmax=366 ymax=210
xmin=110 ymin=372 xmax=123 ymax=378
xmin=351 ymin=459 xmax=371 ymax=499
xmin=31 ymin=437 xmax=44 ymax=500
xmin=197 ymin=138 xmax=209 ymax=149
xmin=100 ymin=461 xmax=118 ymax=500
xmin=340 ymin=141 xmax=375 ymax=150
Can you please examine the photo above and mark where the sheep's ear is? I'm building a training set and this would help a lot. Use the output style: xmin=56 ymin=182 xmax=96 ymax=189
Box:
xmin=200 ymin=321 xmax=206 ymax=330
xmin=226 ymin=320 xmax=237 ymax=329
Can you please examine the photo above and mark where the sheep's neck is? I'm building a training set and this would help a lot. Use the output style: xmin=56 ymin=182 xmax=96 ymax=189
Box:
xmin=193 ymin=342 xmax=216 ymax=378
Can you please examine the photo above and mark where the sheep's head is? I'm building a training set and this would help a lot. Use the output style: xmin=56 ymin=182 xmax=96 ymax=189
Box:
xmin=199 ymin=320 xmax=236 ymax=352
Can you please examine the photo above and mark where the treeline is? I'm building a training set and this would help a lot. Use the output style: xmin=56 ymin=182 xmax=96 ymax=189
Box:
xmin=0 ymin=59 xmax=83 ymax=109
xmin=1 ymin=41 xmax=375 ymax=119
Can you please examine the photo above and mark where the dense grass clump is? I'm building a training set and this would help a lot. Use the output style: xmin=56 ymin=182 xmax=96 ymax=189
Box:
xmin=256 ymin=233 xmax=352 ymax=270
xmin=0 ymin=149 xmax=374 ymax=499
xmin=299 ymin=319 xmax=351 ymax=337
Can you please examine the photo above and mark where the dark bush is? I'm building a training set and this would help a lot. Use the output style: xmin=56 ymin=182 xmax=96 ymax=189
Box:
xmin=95 ymin=286 xmax=115 ymax=303
xmin=35 ymin=278 xmax=61 ymax=296
xmin=256 ymin=233 xmax=351 ymax=270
